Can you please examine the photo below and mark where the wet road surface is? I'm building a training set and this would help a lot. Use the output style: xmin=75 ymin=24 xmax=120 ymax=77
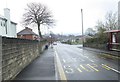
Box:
xmin=54 ymin=43 xmax=120 ymax=80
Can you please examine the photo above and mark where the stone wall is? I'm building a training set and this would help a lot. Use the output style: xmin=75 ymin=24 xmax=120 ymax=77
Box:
xmin=1 ymin=37 xmax=46 ymax=81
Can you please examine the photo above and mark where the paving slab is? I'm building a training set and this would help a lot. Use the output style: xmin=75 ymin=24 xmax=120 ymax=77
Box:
xmin=15 ymin=48 xmax=56 ymax=80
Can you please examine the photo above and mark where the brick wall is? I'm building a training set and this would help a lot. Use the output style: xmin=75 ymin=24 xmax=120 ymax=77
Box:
xmin=17 ymin=34 xmax=34 ymax=40
xmin=1 ymin=37 xmax=46 ymax=80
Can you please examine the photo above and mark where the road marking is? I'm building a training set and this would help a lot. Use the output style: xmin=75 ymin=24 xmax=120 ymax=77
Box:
xmin=101 ymin=64 xmax=120 ymax=74
xmin=55 ymin=50 xmax=67 ymax=80
xmin=80 ymin=65 xmax=89 ymax=71
xmin=89 ymin=59 xmax=94 ymax=62
xmin=77 ymin=68 xmax=82 ymax=72
xmin=54 ymin=51 xmax=58 ymax=80
xmin=64 ymin=66 xmax=74 ymax=73
xmin=84 ymin=56 xmax=94 ymax=62
xmin=84 ymin=56 xmax=89 ymax=58
xmin=62 ymin=59 xmax=66 ymax=63
xmin=102 ymin=64 xmax=110 ymax=70
xmin=87 ymin=64 xmax=99 ymax=72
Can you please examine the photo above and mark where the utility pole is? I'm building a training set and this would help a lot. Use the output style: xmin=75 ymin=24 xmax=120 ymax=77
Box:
xmin=81 ymin=9 xmax=84 ymax=47
xmin=5 ymin=0 xmax=8 ymax=8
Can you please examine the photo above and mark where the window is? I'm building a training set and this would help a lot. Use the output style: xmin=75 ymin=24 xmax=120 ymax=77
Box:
xmin=3 ymin=21 xmax=5 ymax=27
xmin=1 ymin=22 xmax=2 ymax=26
xmin=5 ymin=21 xmax=7 ymax=34
xmin=4 ymin=23 xmax=5 ymax=27
xmin=112 ymin=34 xmax=116 ymax=43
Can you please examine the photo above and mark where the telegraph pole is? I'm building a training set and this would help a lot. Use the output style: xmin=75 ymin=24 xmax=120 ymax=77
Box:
xmin=5 ymin=0 xmax=8 ymax=8
xmin=81 ymin=9 xmax=84 ymax=47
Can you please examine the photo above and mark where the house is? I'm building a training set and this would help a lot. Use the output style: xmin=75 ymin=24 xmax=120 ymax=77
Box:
xmin=17 ymin=27 xmax=38 ymax=40
xmin=0 ymin=8 xmax=17 ymax=37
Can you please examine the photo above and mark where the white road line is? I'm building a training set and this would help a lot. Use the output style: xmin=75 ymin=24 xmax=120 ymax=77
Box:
xmin=84 ymin=56 xmax=94 ymax=62
xmin=101 ymin=64 xmax=120 ymax=74
xmin=77 ymin=68 xmax=82 ymax=72
xmin=84 ymin=56 xmax=89 ymax=58
xmin=89 ymin=59 xmax=94 ymax=62
xmin=54 ymin=50 xmax=58 ymax=80
xmin=63 ymin=66 xmax=74 ymax=73
xmin=62 ymin=59 xmax=66 ymax=63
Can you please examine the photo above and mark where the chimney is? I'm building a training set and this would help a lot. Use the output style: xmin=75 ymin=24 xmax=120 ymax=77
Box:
xmin=4 ymin=8 xmax=11 ymax=36
xmin=25 ymin=27 xmax=28 ymax=29
xmin=25 ymin=27 xmax=32 ymax=31
xmin=4 ymin=8 xmax=10 ymax=20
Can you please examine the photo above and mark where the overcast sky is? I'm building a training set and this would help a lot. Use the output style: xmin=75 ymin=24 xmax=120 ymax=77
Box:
xmin=0 ymin=0 xmax=119 ymax=35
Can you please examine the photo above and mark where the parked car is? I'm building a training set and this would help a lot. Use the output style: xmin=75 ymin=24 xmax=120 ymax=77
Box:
xmin=53 ymin=42 xmax=57 ymax=45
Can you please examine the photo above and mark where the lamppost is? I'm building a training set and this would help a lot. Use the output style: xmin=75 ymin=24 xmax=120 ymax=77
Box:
xmin=81 ymin=9 xmax=84 ymax=47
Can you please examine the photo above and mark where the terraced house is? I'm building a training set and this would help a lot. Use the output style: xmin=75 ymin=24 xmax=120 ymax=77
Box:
xmin=0 ymin=8 xmax=17 ymax=37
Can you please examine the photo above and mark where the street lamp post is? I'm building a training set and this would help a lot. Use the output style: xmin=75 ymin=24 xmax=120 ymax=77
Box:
xmin=81 ymin=9 xmax=84 ymax=47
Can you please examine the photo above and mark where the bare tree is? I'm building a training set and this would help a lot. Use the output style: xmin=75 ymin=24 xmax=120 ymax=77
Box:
xmin=105 ymin=11 xmax=118 ymax=30
xmin=95 ymin=11 xmax=118 ymax=32
xmin=22 ymin=2 xmax=55 ymax=38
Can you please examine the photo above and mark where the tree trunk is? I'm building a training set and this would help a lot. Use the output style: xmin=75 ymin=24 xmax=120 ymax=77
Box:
xmin=38 ymin=23 xmax=42 ymax=39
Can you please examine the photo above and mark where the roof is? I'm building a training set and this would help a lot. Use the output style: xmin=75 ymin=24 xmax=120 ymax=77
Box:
xmin=0 ymin=15 xmax=17 ymax=25
xmin=0 ymin=15 xmax=7 ymax=20
xmin=17 ymin=27 xmax=38 ymax=36
xmin=11 ymin=21 xmax=17 ymax=25
xmin=104 ymin=30 xmax=120 ymax=33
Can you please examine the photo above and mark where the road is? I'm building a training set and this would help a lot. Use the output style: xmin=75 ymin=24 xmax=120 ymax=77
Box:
xmin=54 ymin=43 xmax=120 ymax=80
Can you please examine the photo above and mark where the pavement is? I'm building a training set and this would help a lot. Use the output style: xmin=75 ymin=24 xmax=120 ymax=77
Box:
xmin=15 ymin=47 xmax=56 ymax=80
